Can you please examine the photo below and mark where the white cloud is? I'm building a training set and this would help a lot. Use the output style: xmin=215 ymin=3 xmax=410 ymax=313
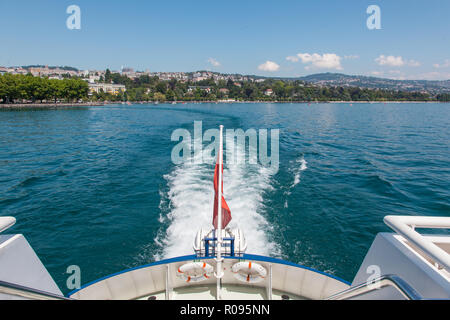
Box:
xmin=286 ymin=56 xmax=299 ymax=62
xmin=375 ymin=55 xmax=420 ymax=67
xmin=375 ymin=55 xmax=405 ymax=67
xmin=258 ymin=60 xmax=280 ymax=72
xmin=207 ymin=58 xmax=221 ymax=67
xmin=344 ymin=55 xmax=359 ymax=60
xmin=433 ymin=59 xmax=450 ymax=69
xmin=287 ymin=53 xmax=343 ymax=70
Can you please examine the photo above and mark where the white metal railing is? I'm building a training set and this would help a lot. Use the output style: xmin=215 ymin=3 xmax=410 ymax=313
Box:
xmin=326 ymin=275 xmax=422 ymax=300
xmin=0 ymin=217 xmax=16 ymax=233
xmin=0 ymin=280 xmax=72 ymax=300
xmin=384 ymin=215 xmax=450 ymax=272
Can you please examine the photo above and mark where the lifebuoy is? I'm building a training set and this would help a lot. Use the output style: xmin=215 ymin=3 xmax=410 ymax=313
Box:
xmin=231 ymin=261 xmax=267 ymax=283
xmin=176 ymin=262 xmax=214 ymax=283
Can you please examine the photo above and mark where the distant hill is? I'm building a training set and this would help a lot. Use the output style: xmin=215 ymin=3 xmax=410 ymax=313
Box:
xmin=293 ymin=73 xmax=450 ymax=94
xmin=238 ymin=72 xmax=450 ymax=93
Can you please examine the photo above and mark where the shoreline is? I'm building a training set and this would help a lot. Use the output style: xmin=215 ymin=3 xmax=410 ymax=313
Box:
xmin=0 ymin=102 xmax=106 ymax=110
xmin=0 ymin=100 xmax=448 ymax=110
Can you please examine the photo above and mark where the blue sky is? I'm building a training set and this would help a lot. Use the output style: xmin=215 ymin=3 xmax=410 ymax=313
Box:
xmin=0 ymin=0 xmax=449 ymax=80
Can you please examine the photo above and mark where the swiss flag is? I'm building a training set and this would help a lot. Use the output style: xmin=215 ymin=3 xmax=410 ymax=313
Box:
xmin=212 ymin=159 xmax=232 ymax=229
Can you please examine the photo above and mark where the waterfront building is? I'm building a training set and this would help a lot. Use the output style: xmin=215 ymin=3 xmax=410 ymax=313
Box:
xmin=89 ymin=83 xmax=126 ymax=95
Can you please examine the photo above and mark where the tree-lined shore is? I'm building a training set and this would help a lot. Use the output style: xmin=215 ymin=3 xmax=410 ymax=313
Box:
xmin=1 ymin=73 xmax=450 ymax=104
xmin=0 ymin=74 xmax=88 ymax=104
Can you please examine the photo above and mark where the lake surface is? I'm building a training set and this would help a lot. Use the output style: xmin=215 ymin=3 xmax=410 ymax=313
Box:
xmin=1 ymin=102 xmax=449 ymax=293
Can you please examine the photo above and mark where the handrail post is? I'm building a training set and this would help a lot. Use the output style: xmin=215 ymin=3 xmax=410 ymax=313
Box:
xmin=165 ymin=265 xmax=172 ymax=300
xmin=266 ymin=264 xmax=273 ymax=300
xmin=205 ymin=240 xmax=210 ymax=258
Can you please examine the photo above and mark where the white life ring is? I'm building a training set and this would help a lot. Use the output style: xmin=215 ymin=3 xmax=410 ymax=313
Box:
xmin=231 ymin=261 xmax=267 ymax=284
xmin=176 ymin=262 xmax=214 ymax=283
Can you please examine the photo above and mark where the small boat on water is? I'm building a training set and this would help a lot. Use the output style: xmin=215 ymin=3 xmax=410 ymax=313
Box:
xmin=0 ymin=126 xmax=449 ymax=300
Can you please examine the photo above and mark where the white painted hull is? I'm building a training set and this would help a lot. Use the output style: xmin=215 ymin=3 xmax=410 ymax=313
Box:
xmin=68 ymin=254 xmax=350 ymax=300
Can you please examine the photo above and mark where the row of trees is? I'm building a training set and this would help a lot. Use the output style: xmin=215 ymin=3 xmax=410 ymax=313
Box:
xmin=0 ymin=74 xmax=88 ymax=103
xmin=2 ymin=72 xmax=449 ymax=104
xmin=437 ymin=93 xmax=450 ymax=102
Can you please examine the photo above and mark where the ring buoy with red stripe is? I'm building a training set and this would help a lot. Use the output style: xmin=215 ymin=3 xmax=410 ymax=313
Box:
xmin=231 ymin=261 xmax=267 ymax=283
xmin=176 ymin=262 xmax=214 ymax=283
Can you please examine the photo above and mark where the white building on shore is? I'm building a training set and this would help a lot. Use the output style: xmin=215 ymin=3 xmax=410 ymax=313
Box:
xmin=88 ymin=83 xmax=126 ymax=95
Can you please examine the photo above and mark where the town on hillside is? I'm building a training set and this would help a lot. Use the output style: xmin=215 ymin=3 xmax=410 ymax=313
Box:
xmin=1 ymin=65 xmax=449 ymax=104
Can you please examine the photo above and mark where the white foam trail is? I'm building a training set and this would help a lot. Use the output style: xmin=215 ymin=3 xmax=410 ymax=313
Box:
xmin=224 ymin=136 xmax=279 ymax=256
xmin=155 ymin=134 xmax=278 ymax=259
xmin=284 ymin=156 xmax=308 ymax=208
xmin=292 ymin=157 xmax=308 ymax=188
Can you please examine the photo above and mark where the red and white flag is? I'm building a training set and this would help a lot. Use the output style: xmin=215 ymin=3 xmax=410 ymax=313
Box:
xmin=212 ymin=158 xmax=232 ymax=229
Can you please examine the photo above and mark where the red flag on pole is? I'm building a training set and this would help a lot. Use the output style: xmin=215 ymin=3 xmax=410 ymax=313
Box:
xmin=213 ymin=160 xmax=232 ymax=229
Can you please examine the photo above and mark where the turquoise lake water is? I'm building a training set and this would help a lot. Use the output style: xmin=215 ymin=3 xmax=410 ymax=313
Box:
xmin=1 ymin=103 xmax=449 ymax=293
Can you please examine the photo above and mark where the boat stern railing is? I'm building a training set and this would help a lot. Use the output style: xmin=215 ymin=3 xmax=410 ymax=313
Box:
xmin=199 ymin=237 xmax=238 ymax=258
xmin=0 ymin=280 xmax=72 ymax=300
xmin=0 ymin=217 xmax=16 ymax=233
xmin=384 ymin=215 xmax=450 ymax=272
xmin=325 ymin=274 xmax=423 ymax=300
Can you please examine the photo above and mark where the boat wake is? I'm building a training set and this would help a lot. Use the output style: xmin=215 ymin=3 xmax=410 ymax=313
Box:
xmin=154 ymin=135 xmax=279 ymax=260
xmin=284 ymin=156 xmax=308 ymax=208
xmin=291 ymin=157 xmax=308 ymax=188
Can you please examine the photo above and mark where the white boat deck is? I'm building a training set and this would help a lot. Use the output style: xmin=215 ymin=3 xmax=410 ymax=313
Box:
xmin=68 ymin=255 xmax=349 ymax=300
xmin=138 ymin=284 xmax=306 ymax=300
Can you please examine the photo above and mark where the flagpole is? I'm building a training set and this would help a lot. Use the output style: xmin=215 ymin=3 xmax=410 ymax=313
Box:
xmin=216 ymin=125 xmax=224 ymax=300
